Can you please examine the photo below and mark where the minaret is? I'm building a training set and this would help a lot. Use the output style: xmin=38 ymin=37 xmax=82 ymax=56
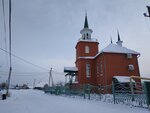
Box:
xmin=116 ymin=31 xmax=123 ymax=46
xmin=110 ymin=36 xmax=113 ymax=44
xmin=80 ymin=13 xmax=93 ymax=40
xmin=76 ymin=14 xmax=99 ymax=58
xmin=84 ymin=13 xmax=89 ymax=28
xmin=75 ymin=14 xmax=99 ymax=85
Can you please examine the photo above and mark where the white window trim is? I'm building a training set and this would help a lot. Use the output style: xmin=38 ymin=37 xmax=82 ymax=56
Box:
xmin=97 ymin=63 xmax=99 ymax=76
xmin=127 ymin=53 xmax=132 ymax=59
xmin=100 ymin=61 xmax=103 ymax=76
xmin=85 ymin=46 xmax=90 ymax=53
xmin=128 ymin=64 xmax=134 ymax=71
xmin=86 ymin=63 xmax=91 ymax=78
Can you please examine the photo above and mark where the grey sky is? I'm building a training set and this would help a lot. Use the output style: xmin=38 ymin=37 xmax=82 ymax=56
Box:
xmin=0 ymin=0 xmax=150 ymax=85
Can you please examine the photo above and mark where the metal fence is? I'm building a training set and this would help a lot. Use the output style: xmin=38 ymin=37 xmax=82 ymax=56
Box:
xmin=44 ymin=83 xmax=112 ymax=100
xmin=112 ymin=79 xmax=150 ymax=108
xmin=44 ymin=79 xmax=150 ymax=109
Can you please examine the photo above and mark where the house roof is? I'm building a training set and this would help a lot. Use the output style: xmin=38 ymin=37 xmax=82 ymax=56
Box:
xmin=78 ymin=56 xmax=95 ymax=59
xmin=77 ymin=43 xmax=140 ymax=60
xmin=64 ymin=67 xmax=78 ymax=73
xmin=113 ymin=76 xmax=135 ymax=83
xmin=101 ymin=44 xmax=140 ymax=55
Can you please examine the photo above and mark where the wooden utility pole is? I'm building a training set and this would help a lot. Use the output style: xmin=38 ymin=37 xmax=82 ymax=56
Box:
xmin=6 ymin=0 xmax=12 ymax=96
xmin=33 ymin=79 xmax=36 ymax=88
xmin=48 ymin=68 xmax=53 ymax=86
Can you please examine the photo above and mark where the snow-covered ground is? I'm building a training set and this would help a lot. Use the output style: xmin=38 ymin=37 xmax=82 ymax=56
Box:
xmin=0 ymin=89 xmax=149 ymax=113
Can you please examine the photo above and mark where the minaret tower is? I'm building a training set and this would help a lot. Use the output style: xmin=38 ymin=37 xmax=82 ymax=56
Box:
xmin=75 ymin=14 xmax=99 ymax=84
xmin=116 ymin=31 xmax=123 ymax=46
xmin=80 ymin=13 xmax=93 ymax=40
xmin=76 ymin=14 xmax=99 ymax=59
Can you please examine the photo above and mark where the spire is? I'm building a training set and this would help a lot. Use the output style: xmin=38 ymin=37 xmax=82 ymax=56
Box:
xmin=116 ymin=30 xmax=123 ymax=46
xmin=80 ymin=12 xmax=93 ymax=40
xmin=84 ymin=12 xmax=89 ymax=28
xmin=110 ymin=36 xmax=113 ymax=44
xmin=117 ymin=30 xmax=121 ymax=41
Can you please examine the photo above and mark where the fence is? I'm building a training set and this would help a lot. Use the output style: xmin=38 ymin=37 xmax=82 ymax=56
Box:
xmin=44 ymin=83 xmax=112 ymax=100
xmin=44 ymin=76 xmax=150 ymax=109
xmin=44 ymin=84 xmax=84 ymax=96
xmin=112 ymin=76 xmax=150 ymax=108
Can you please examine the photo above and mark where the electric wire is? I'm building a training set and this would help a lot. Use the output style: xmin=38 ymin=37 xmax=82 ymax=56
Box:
xmin=53 ymin=70 xmax=65 ymax=75
xmin=0 ymin=47 xmax=65 ymax=77
xmin=0 ymin=71 xmax=49 ymax=75
xmin=0 ymin=47 xmax=49 ymax=71
xmin=0 ymin=1 xmax=64 ymax=86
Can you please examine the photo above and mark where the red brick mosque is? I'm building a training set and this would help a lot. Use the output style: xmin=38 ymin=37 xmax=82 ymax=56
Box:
xmin=64 ymin=15 xmax=140 ymax=86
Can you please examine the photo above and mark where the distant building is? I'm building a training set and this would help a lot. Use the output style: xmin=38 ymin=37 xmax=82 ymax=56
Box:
xmin=65 ymin=15 xmax=140 ymax=86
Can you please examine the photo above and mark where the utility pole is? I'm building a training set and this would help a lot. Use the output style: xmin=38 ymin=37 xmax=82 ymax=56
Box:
xmin=33 ymin=79 xmax=36 ymax=88
xmin=48 ymin=68 xmax=53 ymax=86
xmin=6 ymin=0 xmax=12 ymax=95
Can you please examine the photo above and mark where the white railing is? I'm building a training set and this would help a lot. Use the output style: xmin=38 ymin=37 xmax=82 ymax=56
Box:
xmin=78 ymin=38 xmax=98 ymax=42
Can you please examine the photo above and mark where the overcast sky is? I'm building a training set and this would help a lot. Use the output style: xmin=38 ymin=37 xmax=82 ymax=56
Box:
xmin=0 ymin=0 xmax=150 ymax=85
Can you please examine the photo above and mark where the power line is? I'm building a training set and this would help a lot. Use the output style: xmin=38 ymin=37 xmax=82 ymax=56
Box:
xmin=0 ymin=47 xmax=65 ymax=77
xmin=52 ymin=70 xmax=65 ymax=75
xmin=0 ymin=74 xmax=36 ymax=76
xmin=0 ymin=70 xmax=48 ymax=73
xmin=0 ymin=47 xmax=49 ymax=71
xmin=0 ymin=71 xmax=49 ymax=75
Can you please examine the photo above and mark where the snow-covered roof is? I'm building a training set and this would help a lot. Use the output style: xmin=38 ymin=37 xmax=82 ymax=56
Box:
xmin=78 ymin=56 xmax=95 ymax=59
xmin=101 ymin=44 xmax=140 ymax=55
xmin=78 ymin=38 xmax=98 ymax=43
xmin=113 ymin=76 xmax=135 ymax=83
xmin=64 ymin=67 xmax=78 ymax=72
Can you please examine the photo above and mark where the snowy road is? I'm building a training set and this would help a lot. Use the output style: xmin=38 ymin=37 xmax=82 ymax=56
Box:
xmin=0 ymin=89 xmax=149 ymax=113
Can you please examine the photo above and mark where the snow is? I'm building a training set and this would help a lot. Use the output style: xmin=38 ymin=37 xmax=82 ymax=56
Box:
xmin=113 ymin=76 xmax=135 ymax=83
xmin=78 ymin=44 xmax=140 ymax=60
xmin=78 ymin=56 xmax=95 ymax=59
xmin=0 ymin=89 xmax=6 ymax=95
xmin=0 ymin=89 xmax=149 ymax=113
xmin=78 ymin=38 xmax=98 ymax=43
xmin=35 ymin=82 xmax=47 ymax=87
xmin=64 ymin=67 xmax=78 ymax=72
xmin=101 ymin=44 xmax=140 ymax=55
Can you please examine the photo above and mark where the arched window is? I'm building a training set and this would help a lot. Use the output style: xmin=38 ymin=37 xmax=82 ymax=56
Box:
xmin=100 ymin=61 xmax=103 ymax=76
xmin=83 ymin=34 xmax=85 ymax=39
xmin=86 ymin=63 xmax=91 ymax=78
xmin=85 ymin=46 xmax=90 ymax=53
xmin=86 ymin=33 xmax=88 ymax=39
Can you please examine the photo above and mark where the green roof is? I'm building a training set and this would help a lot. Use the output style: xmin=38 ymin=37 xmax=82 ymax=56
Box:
xmin=84 ymin=15 xmax=89 ymax=28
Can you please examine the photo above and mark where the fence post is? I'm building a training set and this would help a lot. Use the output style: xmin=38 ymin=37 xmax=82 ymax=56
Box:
xmin=130 ymin=80 xmax=134 ymax=102
xmin=112 ymin=81 xmax=115 ymax=104
xmin=83 ymin=84 xmax=86 ymax=99
xmin=88 ymin=84 xmax=91 ymax=100
xmin=99 ymin=85 xmax=102 ymax=101
xmin=144 ymin=81 xmax=150 ymax=109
